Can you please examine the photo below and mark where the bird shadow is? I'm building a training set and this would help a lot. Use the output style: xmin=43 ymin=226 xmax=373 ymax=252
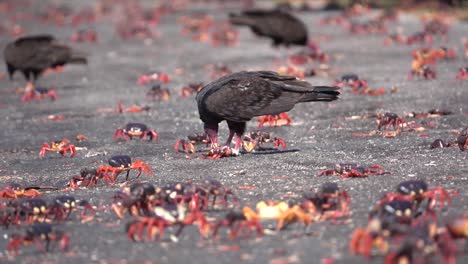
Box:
xmin=246 ymin=148 xmax=300 ymax=155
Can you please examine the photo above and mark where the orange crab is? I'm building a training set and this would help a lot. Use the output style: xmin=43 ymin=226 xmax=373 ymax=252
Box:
xmin=96 ymin=155 xmax=154 ymax=183
xmin=39 ymin=139 xmax=76 ymax=158
xmin=0 ymin=183 xmax=44 ymax=199
xmin=242 ymin=201 xmax=311 ymax=231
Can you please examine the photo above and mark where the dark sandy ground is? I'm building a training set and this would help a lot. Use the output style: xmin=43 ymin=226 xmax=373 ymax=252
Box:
xmin=0 ymin=1 xmax=467 ymax=263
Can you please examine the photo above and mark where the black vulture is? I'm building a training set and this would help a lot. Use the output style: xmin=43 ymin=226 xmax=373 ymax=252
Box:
xmin=3 ymin=34 xmax=87 ymax=89
xmin=196 ymin=71 xmax=340 ymax=154
xmin=229 ymin=9 xmax=308 ymax=47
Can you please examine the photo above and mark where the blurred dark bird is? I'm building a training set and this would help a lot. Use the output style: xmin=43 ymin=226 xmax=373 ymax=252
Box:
xmin=196 ymin=71 xmax=339 ymax=153
xmin=229 ymin=9 xmax=309 ymax=47
xmin=3 ymin=34 xmax=87 ymax=89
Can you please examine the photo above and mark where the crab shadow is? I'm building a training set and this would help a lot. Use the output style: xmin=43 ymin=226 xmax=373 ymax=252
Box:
xmin=246 ymin=148 xmax=300 ymax=155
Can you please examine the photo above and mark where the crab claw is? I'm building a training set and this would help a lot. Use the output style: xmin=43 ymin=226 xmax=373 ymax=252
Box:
xmin=64 ymin=144 xmax=76 ymax=158
xmin=174 ymin=139 xmax=196 ymax=153
xmin=273 ymin=137 xmax=287 ymax=150
xmin=114 ymin=128 xmax=130 ymax=141
xmin=39 ymin=143 xmax=50 ymax=158
xmin=142 ymin=130 xmax=159 ymax=142
xmin=424 ymin=186 xmax=454 ymax=209
xmin=131 ymin=160 xmax=154 ymax=177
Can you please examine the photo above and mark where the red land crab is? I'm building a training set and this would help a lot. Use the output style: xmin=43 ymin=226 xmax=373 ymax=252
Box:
xmin=288 ymin=43 xmax=330 ymax=64
xmin=412 ymin=48 xmax=437 ymax=65
xmin=456 ymin=67 xmax=468 ymax=80
xmin=383 ymin=221 xmax=440 ymax=264
xmin=112 ymin=182 xmax=158 ymax=218
xmin=49 ymin=196 xmax=95 ymax=223
xmin=213 ymin=210 xmax=263 ymax=240
xmin=458 ymin=127 xmax=468 ymax=151
xmin=431 ymin=47 xmax=456 ymax=60
xmin=137 ymin=71 xmax=169 ymax=86
xmin=21 ymin=87 xmax=57 ymax=103
xmin=127 ymin=204 xmax=211 ymax=241
xmin=201 ymin=146 xmax=236 ymax=159
xmin=9 ymin=198 xmax=50 ymax=225
xmin=332 ymin=74 xmax=382 ymax=96
xmin=384 ymin=33 xmax=407 ymax=46
xmin=65 ymin=168 xmax=102 ymax=190
xmin=333 ymin=73 xmax=366 ymax=89
xmin=116 ymin=101 xmax=151 ymax=113
xmin=436 ymin=213 xmax=468 ymax=263
xmin=70 ymin=29 xmax=97 ymax=42
xmin=344 ymin=3 xmax=371 ymax=16
xmin=116 ymin=21 xmax=157 ymax=40
xmin=277 ymin=65 xmax=306 ymax=79
xmin=350 ymin=200 xmax=422 ymax=258
xmin=376 ymin=180 xmax=457 ymax=211
xmin=257 ymin=113 xmax=292 ymax=128
xmin=0 ymin=183 xmax=51 ymax=198
xmin=242 ymin=201 xmax=311 ymax=231
xmin=348 ymin=20 xmax=387 ymax=35
xmin=210 ymin=22 xmax=238 ymax=47
xmin=241 ymin=131 xmax=286 ymax=152
xmin=408 ymin=64 xmax=436 ymax=80
xmin=126 ymin=216 xmax=173 ymax=241
xmin=423 ymin=18 xmax=449 ymax=40
xmin=174 ymin=132 xmax=211 ymax=153
xmin=412 ymin=47 xmax=455 ymax=65
xmin=114 ymin=123 xmax=158 ymax=142
xmin=299 ymin=182 xmax=350 ymax=220
xmin=145 ymin=83 xmax=170 ymax=101
xmin=318 ymin=163 xmax=390 ymax=178
xmin=319 ymin=14 xmax=349 ymax=27
xmin=352 ymin=86 xmax=386 ymax=96
xmin=353 ymin=219 xmax=440 ymax=262
xmin=179 ymin=82 xmax=204 ymax=97
xmin=39 ymin=138 xmax=76 ymax=158
xmin=406 ymin=31 xmax=433 ymax=45
xmin=194 ymin=177 xmax=239 ymax=209
xmin=376 ymin=112 xmax=407 ymax=131
xmin=178 ymin=14 xmax=213 ymax=38
xmin=152 ymin=182 xmax=203 ymax=211
xmin=10 ymin=197 xmax=92 ymax=225
xmin=7 ymin=223 xmax=69 ymax=255
xmin=430 ymin=139 xmax=452 ymax=149
xmin=97 ymin=155 xmax=153 ymax=183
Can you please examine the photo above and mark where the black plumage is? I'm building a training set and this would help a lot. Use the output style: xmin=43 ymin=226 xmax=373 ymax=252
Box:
xmin=229 ymin=9 xmax=308 ymax=47
xmin=3 ymin=34 xmax=87 ymax=82
xmin=196 ymin=71 xmax=340 ymax=153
